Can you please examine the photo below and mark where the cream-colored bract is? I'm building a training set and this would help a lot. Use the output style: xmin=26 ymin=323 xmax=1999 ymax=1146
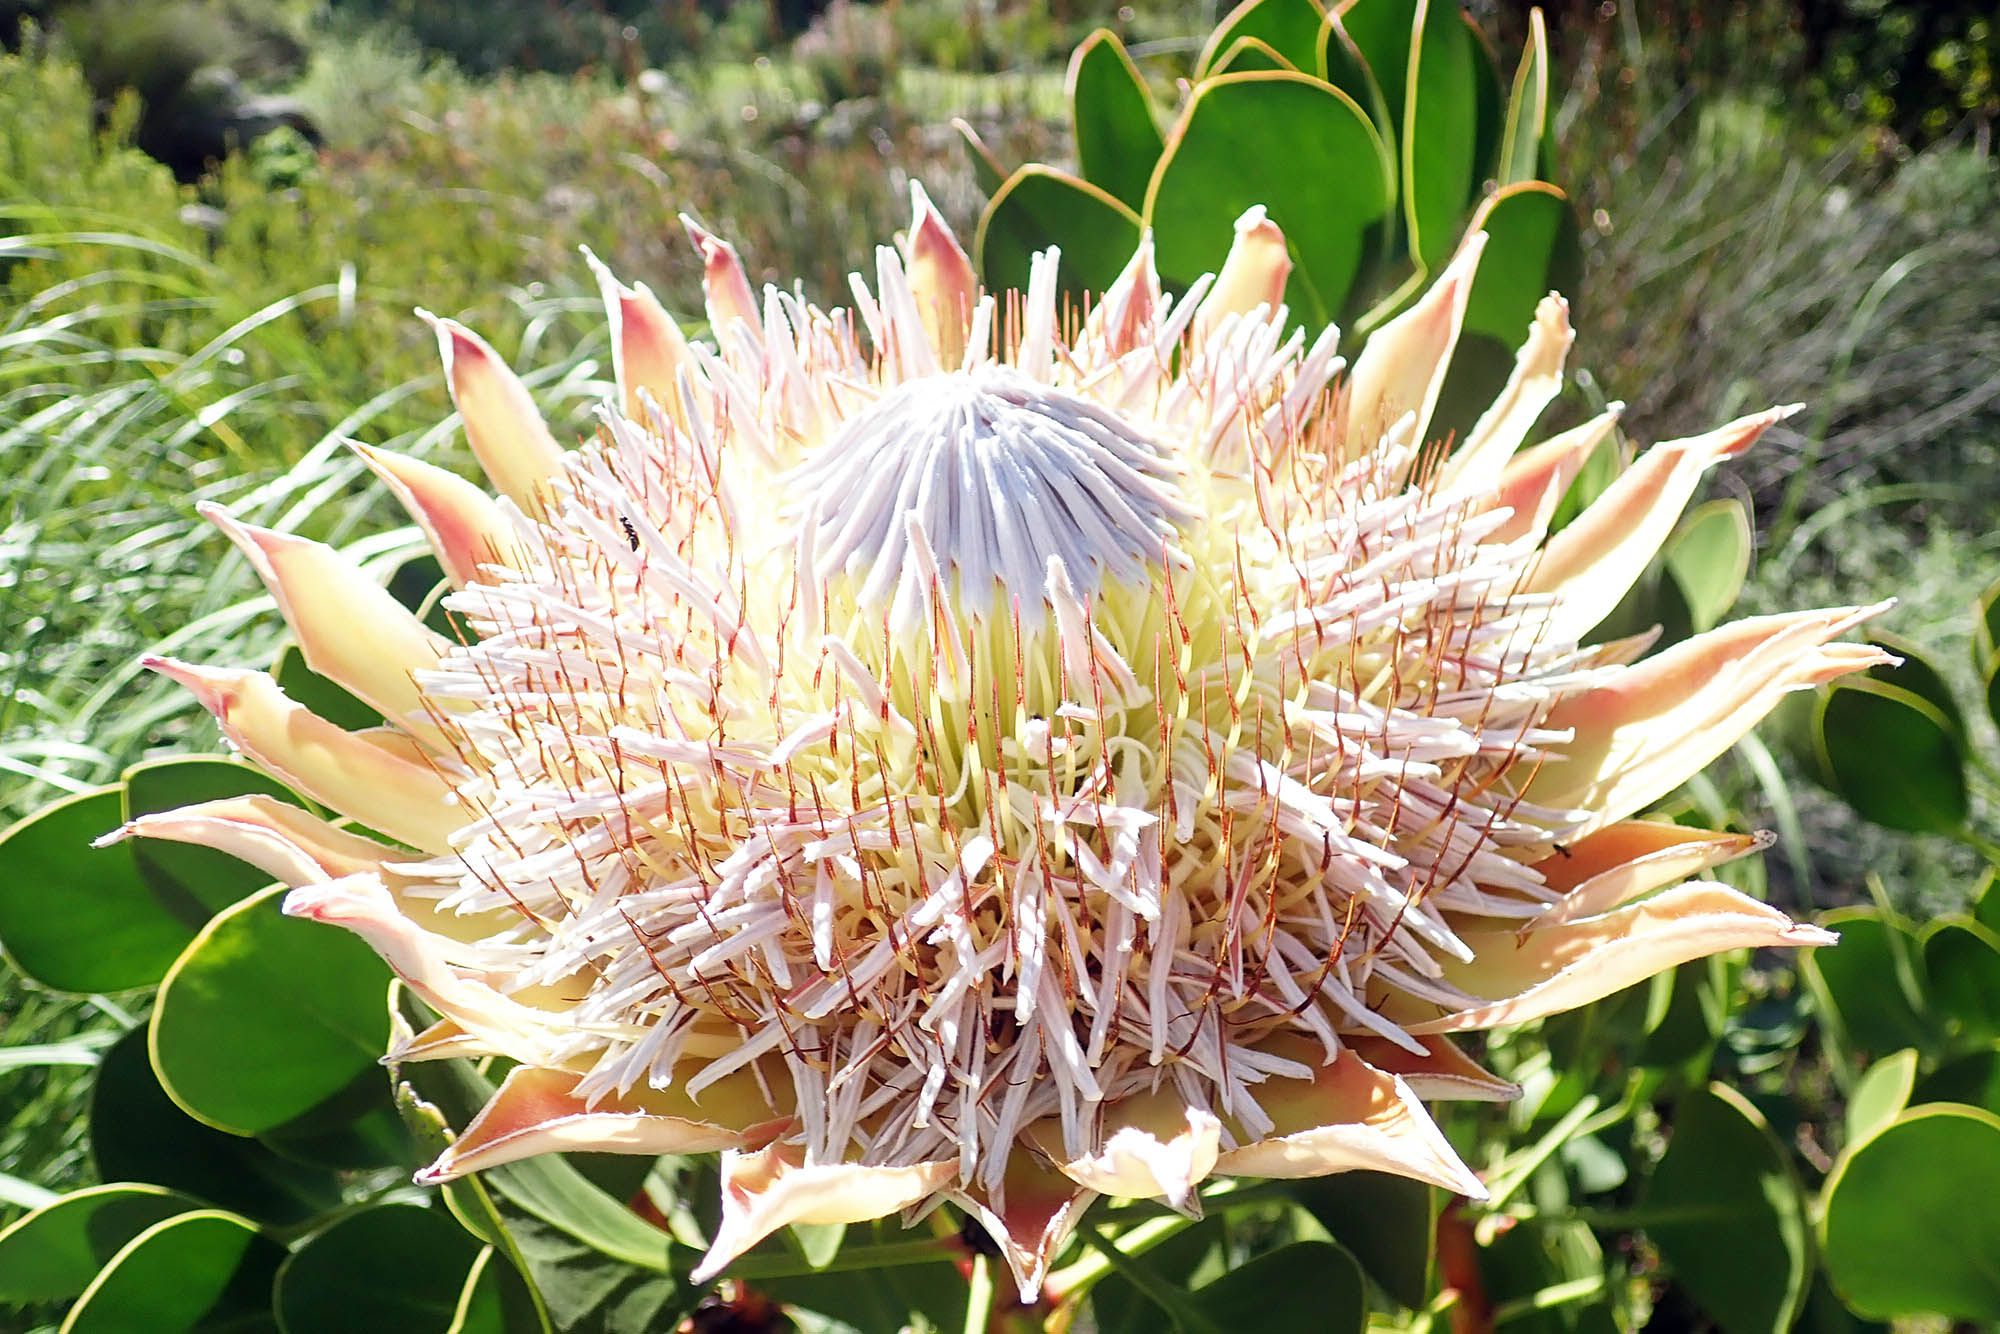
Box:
xmin=110 ymin=185 xmax=1878 ymax=1300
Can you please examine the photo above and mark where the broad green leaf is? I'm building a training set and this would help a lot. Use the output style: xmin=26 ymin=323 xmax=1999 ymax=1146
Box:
xmin=1665 ymin=499 xmax=1753 ymax=633
xmin=496 ymin=1208 xmax=694 ymax=1334
xmin=395 ymin=1077 xmax=554 ymax=1334
xmin=1974 ymin=574 xmax=2000 ymax=673
xmin=1814 ymin=678 xmax=1968 ymax=834
xmin=1464 ymin=14 xmax=1504 ymax=191
xmin=1547 ymin=427 xmax=1627 ymax=534
xmin=1912 ymin=1046 xmax=2000 ymax=1115
xmin=390 ymin=553 xmax=451 ymax=629
xmin=790 ymin=1221 xmax=846 ymax=1269
xmin=1293 ymin=1173 xmax=1431 ymax=1309
xmin=1319 ymin=16 xmax=1393 ymax=134
xmin=1988 ymin=659 xmax=2000 ymax=745
xmin=1496 ymin=8 xmax=1549 ymax=184
xmin=1638 ymin=958 xmax=1727 ymax=1069
xmin=1433 ymin=181 xmax=1578 ymax=442
xmin=485 ymin=1155 xmax=678 ymax=1275
xmin=1209 ymin=34 xmax=1294 ymax=75
xmin=1145 ymin=72 xmax=1391 ymax=327
xmin=448 ymin=1244 xmax=549 ymax=1334
xmin=1195 ymin=0 xmax=1329 ymax=80
xmin=272 ymin=642 xmax=380 ymax=732
xmin=275 ymin=1203 xmax=483 ymax=1334
xmin=1821 ymin=1105 xmax=2000 ymax=1320
xmin=1192 ymin=1241 xmax=1365 ymax=1333
xmin=974 ymin=165 xmax=1140 ymax=305
xmin=151 ymin=885 xmax=392 ymax=1136
xmin=61 ymin=1209 xmax=265 ymax=1334
xmin=1643 ymin=1084 xmax=1809 ymax=1334
xmin=1335 ymin=0 xmax=1416 ymax=134
xmin=89 ymin=1027 xmax=340 ymax=1226
xmin=953 ymin=118 xmax=1007 ymax=196
xmin=1088 ymin=1215 xmax=1226 ymax=1334
xmin=1459 ymin=182 xmax=1579 ymax=345
xmin=0 ymin=788 xmax=191 ymax=993
xmin=1804 ymin=907 xmax=1931 ymax=1060
xmin=1921 ymin=918 xmax=2000 ymax=1039
xmin=1862 ymin=632 xmax=1966 ymax=741
xmin=0 ymin=1184 xmax=198 ymax=1304
xmin=1844 ymin=1049 xmax=1918 ymax=1146
xmin=1797 ymin=1273 xmax=1891 ymax=1334
xmin=1068 ymin=30 xmax=1163 ymax=212
xmin=259 ymin=1063 xmax=418 ymax=1173
xmin=1400 ymin=0 xmax=1478 ymax=271
xmin=123 ymin=756 xmax=304 ymax=921
xmin=448 ymin=1248 xmax=509 ymax=1334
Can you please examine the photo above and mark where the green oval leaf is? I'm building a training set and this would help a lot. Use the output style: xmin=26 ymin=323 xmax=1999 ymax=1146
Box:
xmin=1319 ymin=16 xmax=1392 ymax=134
xmin=1844 ymin=1049 xmax=1918 ymax=1147
xmin=1805 ymin=907 xmax=1931 ymax=1060
xmin=272 ymin=642 xmax=381 ymax=732
xmin=124 ymin=756 xmax=305 ymax=919
xmin=1067 ymin=30 xmax=1162 ymax=212
xmin=1987 ymin=658 xmax=2000 ymax=745
xmin=1665 ymin=499 xmax=1753 ymax=633
xmin=1464 ymin=16 xmax=1505 ymax=196
xmin=1921 ymin=918 xmax=2000 ymax=1040
xmin=1863 ymin=632 xmax=1966 ymax=741
xmin=1814 ymin=677 xmax=1968 ymax=834
xmin=1974 ymin=574 xmax=2000 ymax=674
xmin=1430 ymin=182 xmax=1580 ymax=457
xmin=60 ymin=1209 xmax=263 ymax=1334
xmin=1146 ymin=71 xmax=1392 ymax=327
xmin=1193 ymin=1241 xmax=1365 ymax=1333
xmin=1195 ymin=0 xmax=1328 ymax=80
xmin=1912 ymin=1046 xmax=2000 ymax=1115
xmin=1401 ymin=0 xmax=1478 ymax=271
xmin=1821 ymin=1105 xmax=2000 ymax=1320
xmin=260 ymin=1064 xmax=418 ymax=1173
xmin=954 ymin=118 xmax=1007 ymax=196
xmin=89 ymin=1027 xmax=342 ymax=1225
xmin=1209 ymin=34 xmax=1294 ymax=75
xmin=275 ymin=1203 xmax=483 ymax=1334
xmin=1497 ymin=9 xmax=1549 ymax=184
xmin=151 ymin=885 xmax=391 ymax=1136
xmin=1460 ymin=181 xmax=1579 ymax=345
xmin=0 ymin=788 xmax=190 ymax=992
xmin=1294 ymin=1174 xmax=1431 ymax=1309
xmin=974 ymin=165 xmax=1140 ymax=306
xmin=0 ymin=1184 xmax=199 ymax=1304
xmin=1335 ymin=0 xmax=1415 ymax=134
xmin=1643 ymin=1084 xmax=1809 ymax=1334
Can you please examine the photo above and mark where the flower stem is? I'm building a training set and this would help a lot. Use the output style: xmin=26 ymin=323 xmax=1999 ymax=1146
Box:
xmin=962 ymin=1254 xmax=996 ymax=1334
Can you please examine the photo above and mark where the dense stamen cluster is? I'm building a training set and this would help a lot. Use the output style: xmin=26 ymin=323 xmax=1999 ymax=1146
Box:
xmin=398 ymin=262 xmax=1596 ymax=1209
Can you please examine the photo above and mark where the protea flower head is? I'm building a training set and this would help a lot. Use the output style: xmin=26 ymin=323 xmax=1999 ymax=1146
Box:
xmin=110 ymin=186 xmax=1882 ymax=1300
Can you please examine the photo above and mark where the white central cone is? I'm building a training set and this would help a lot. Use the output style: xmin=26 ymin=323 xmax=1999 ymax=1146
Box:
xmin=790 ymin=368 xmax=1194 ymax=630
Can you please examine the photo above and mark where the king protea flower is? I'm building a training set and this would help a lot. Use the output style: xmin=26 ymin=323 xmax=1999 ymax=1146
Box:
xmin=108 ymin=186 xmax=1880 ymax=1299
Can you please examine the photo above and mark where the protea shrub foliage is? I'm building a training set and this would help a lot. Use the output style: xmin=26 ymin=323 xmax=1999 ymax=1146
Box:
xmin=69 ymin=179 xmax=1895 ymax=1318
